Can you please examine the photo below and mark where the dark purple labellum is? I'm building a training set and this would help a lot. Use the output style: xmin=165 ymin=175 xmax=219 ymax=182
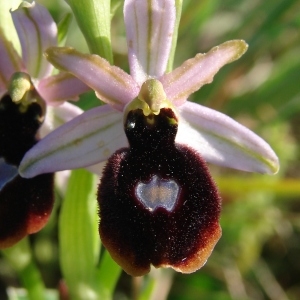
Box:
xmin=98 ymin=108 xmax=222 ymax=276
xmin=0 ymin=95 xmax=42 ymax=165
xmin=0 ymin=95 xmax=54 ymax=248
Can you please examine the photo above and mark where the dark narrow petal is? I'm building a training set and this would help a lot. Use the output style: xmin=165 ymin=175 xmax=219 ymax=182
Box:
xmin=98 ymin=108 xmax=221 ymax=276
xmin=0 ymin=95 xmax=54 ymax=248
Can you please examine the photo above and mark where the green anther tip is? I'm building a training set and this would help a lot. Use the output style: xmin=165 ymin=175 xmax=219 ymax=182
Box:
xmin=8 ymin=72 xmax=32 ymax=104
xmin=138 ymin=79 xmax=167 ymax=115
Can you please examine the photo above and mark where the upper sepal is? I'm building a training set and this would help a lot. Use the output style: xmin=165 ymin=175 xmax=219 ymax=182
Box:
xmin=124 ymin=0 xmax=176 ymax=84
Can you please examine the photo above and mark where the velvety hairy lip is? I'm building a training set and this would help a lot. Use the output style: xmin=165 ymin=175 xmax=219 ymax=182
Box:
xmin=0 ymin=95 xmax=54 ymax=248
xmin=98 ymin=108 xmax=221 ymax=276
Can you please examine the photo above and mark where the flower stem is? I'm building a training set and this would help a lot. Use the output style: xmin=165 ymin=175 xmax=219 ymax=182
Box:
xmin=2 ymin=238 xmax=45 ymax=300
xmin=166 ymin=0 xmax=183 ymax=72
xmin=96 ymin=250 xmax=122 ymax=297
xmin=66 ymin=0 xmax=113 ymax=63
xmin=59 ymin=169 xmax=106 ymax=300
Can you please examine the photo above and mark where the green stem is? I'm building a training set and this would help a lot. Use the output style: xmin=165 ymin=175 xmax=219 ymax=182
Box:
xmin=166 ymin=0 xmax=183 ymax=72
xmin=2 ymin=238 xmax=45 ymax=300
xmin=96 ymin=250 xmax=122 ymax=297
xmin=216 ymin=176 xmax=300 ymax=197
xmin=59 ymin=169 xmax=103 ymax=300
xmin=0 ymin=0 xmax=20 ymax=53
xmin=67 ymin=0 xmax=113 ymax=62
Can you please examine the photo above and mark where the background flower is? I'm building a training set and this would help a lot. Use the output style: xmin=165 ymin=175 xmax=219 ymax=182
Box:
xmin=0 ymin=1 xmax=93 ymax=251
xmin=0 ymin=1 xmax=90 ymax=136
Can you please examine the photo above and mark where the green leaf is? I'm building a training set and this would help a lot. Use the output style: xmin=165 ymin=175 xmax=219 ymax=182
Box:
xmin=57 ymin=13 xmax=73 ymax=46
xmin=138 ymin=276 xmax=156 ymax=300
xmin=2 ymin=238 xmax=45 ymax=300
xmin=96 ymin=250 xmax=122 ymax=298
xmin=111 ymin=0 xmax=122 ymax=17
xmin=66 ymin=0 xmax=113 ymax=63
xmin=216 ymin=176 xmax=300 ymax=197
xmin=59 ymin=169 xmax=104 ymax=300
xmin=166 ymin=0 xmax=182 ymax=72
xmin=0 ymin=0 xmax=21 ymax=53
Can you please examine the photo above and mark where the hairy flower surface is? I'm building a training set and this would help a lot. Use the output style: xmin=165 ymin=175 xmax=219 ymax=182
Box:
xmin=0 ymin=92 xmax=54 ymax=248
xmin=0 ymin=1 xmax=88 ymax=248
xmin=19 ymin=0 xmax=279 ymax=275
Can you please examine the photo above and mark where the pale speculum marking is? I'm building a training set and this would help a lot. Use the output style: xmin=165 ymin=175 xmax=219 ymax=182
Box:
xmin=135 ymin=175 xmax=180 ymax=212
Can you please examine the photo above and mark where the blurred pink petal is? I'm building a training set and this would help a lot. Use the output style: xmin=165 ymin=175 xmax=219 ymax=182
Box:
xmin=37 ymin=72 xmax=91 ymax=105
xmin=11 ymin=1 xmax=57 ymax=79
xmin=39 ymin=101 xmax=84 ymax=137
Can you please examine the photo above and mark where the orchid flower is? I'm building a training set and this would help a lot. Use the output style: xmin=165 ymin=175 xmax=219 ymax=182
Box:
xmin=0 ymin=1 xmax=90 ymax=248
xmin=19 ymin=0 xmax=279 ymax=276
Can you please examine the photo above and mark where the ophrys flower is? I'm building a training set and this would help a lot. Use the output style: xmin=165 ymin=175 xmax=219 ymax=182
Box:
xmin=19 ymin=0 xmax=279 ymax=276
xmin=0 ymin=0 xmax=89 ymax=248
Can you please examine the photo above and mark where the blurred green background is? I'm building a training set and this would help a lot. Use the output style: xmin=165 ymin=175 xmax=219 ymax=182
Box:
xmin=1 ymin=0 xmax=300 ymax=299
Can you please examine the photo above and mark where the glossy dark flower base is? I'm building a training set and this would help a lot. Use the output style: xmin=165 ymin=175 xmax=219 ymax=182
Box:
xmin=0 ymin=95 xmax=54 ymax=248
xmin=98 ymin=108 xmax=221 ymax=276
